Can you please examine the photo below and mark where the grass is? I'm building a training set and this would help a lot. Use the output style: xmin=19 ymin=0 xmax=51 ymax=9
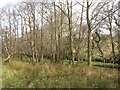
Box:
xmin=2 ymin=58 xmax=119 ymax=88
xmin=92 ymin=61 xmax=119 ymax=67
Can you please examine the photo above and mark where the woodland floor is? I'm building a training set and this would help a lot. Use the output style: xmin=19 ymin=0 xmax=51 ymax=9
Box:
xmin=1 ymin=58 xmax=119 ymax=88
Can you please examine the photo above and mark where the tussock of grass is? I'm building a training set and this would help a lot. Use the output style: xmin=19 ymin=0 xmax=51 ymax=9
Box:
xmin=2 ymin=60 xmax=119 ymax=88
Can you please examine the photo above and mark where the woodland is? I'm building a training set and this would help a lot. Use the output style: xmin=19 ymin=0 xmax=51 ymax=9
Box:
xmin=0 ymin=0 xmax=120 ymax=88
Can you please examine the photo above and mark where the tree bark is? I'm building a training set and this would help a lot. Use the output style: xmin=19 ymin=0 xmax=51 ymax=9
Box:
xmin=41 ymin=3 xmax=44 ymax=63
xmin=67 ymin=1 xmax=74 ymax=64
xmin=86 ymin=1 xmax=92 ymax=65
xmin=53 ymin=2 xmax=58 ymax=63
xmin=78 ymin=2 xmax=84 ymax=61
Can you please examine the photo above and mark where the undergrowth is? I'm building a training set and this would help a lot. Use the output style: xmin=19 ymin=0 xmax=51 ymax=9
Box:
xmin=2 ymin=59 xmax=119 ymax=88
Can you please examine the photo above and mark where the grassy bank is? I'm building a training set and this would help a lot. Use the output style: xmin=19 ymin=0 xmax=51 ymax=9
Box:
xmin=2 ymin=59 xmax=119 ymax=88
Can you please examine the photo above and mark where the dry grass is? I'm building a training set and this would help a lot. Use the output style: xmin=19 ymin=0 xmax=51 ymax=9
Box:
xmin=2 ymin=60 xmax=119 ymax=88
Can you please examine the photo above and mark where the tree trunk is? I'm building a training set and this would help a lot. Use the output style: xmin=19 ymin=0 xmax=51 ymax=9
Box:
xmin=107 ymin=6 xmax=115 ymax=61
xmin=86 ymin=1 xmax=92 ymax=65
xmin=109 ymin=27 xmax=115 ymax=61
xmin=60 ymin=4 xmax=63 ymax=63
xmin=67 ymin=1 xmax=74 ymax=64
xmin=41 ymin=3 xmax=44 ymax=63
xmin=78 ymin=2 xmax=84 ymax=61
xmin=53 ymin=2 xmax=58 ymax=63
xmin=118 ymin=1 xmax=120 ymax=61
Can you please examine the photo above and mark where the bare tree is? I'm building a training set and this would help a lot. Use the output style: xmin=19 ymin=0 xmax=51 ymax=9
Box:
xmin=77 ymin=1 xmax=84 ymax=61
xmin=67 ymin=0 xmax=74 ymax=64
xmin=86 ymin=0 xmax=92 ymax=65
xmin=41 ymin=2 xmax=44 ymax=63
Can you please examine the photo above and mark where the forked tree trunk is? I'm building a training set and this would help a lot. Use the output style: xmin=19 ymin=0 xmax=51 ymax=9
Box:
xmin=107 ymin=4 xmax=115 ymax=62
xmin=67 ymin=1 xmax=74 ymax=64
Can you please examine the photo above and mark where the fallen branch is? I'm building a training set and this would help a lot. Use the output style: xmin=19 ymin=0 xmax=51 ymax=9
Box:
xmin=3 ymin=52 xmax=17 ymax=62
